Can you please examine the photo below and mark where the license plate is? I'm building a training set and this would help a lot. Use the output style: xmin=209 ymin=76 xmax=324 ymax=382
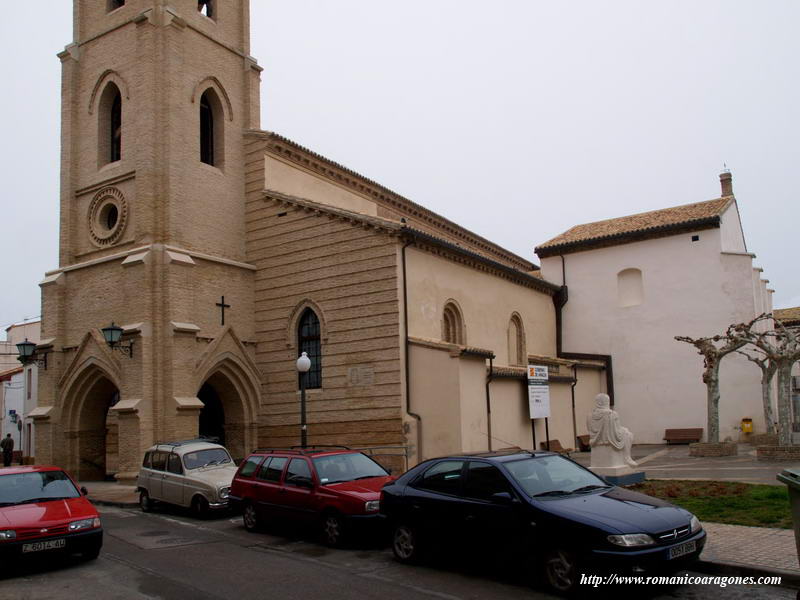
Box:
xmin=668 ymin=540 xmax=696 ymax=559
xmin=22 ymin=538 xmax=66 ymax=553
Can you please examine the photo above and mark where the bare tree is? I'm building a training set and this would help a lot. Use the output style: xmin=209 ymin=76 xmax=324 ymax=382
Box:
xmin=749 ymin=318 xmax=800 ymax=446
xmin=675 ymin=319 xmax=755 ymax=444
xmin=736 ymin=347 xmax=777 ymax=435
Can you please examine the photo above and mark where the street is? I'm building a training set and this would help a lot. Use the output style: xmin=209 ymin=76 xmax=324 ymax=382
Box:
xmin=0 ymin=506 xmax=792 ymax=600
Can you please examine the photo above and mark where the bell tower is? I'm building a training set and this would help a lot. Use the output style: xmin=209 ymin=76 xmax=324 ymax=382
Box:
xmin=38 ymin=0 xmax=263 ymax=481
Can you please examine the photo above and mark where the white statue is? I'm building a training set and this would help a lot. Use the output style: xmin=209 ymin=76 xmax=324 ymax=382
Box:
xmin=587 ymin=393 xmax=638 ymax=474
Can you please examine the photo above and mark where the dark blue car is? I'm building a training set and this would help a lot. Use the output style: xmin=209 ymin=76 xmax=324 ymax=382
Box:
xmin=379 ymin=450 xmax=706 ymax=594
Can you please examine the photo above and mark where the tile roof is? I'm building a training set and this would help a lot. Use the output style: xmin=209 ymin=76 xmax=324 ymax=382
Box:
xmin=774 ymin=307 xmax=800 ymax=325
xmin=536 ymin=197 xmax=733 ymax=257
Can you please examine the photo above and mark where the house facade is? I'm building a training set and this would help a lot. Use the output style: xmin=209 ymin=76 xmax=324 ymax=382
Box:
xmin=537 ymin=173 xmax=774 ymax=443
xmin=35 ymin=0 xmax=603 ymax=482
xmin=0 ymin=322 xmax=41 ymax=462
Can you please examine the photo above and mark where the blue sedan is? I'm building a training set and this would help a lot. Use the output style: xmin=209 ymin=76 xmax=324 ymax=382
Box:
xmin=379 ymin=450 xmax=706 ymax=594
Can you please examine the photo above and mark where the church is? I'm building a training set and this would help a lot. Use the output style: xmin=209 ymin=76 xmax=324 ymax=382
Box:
xmin=33 ymin=0 xmax=606 ymax=483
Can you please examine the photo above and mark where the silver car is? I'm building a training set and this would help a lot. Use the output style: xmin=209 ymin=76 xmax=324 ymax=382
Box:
xmin=136 ymin=439 xmax=238 ymax=517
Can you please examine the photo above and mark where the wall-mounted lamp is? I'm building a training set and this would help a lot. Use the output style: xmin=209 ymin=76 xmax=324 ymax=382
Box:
xmin=101 ymin=322 xmax=134 ymax=358
xmin=16 ymin=339 xmax=47 ymax=370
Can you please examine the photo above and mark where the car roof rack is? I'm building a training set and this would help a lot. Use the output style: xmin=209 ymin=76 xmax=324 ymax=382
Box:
xmin=251 ymin=445 xmax=352 ymax=456
xmin=156 ymin=436 xmax=221 ymax=447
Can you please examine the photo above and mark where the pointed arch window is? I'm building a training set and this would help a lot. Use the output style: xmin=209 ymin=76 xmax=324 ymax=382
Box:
xmin=298 ymin=309 xmax=322 ymax=389
xmin=508 ymin=314 xmax=526 ymax=366
xmin=442 ymin=302 xmax=464 ymax=345
xmin=200 ymin=89 xmax=224 ymax=167
xmin=198 ymin=0 xmax=215 ymax=19
xmin=98 ymin=82 xmax=122 ymax=166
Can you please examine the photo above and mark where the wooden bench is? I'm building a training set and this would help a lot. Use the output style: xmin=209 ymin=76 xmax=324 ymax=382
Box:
xmin=539 ymin=439 xmax=572 ymax=454
xmin=576 ymin=435 xmax=591 ymax=452
xmin=663 ymin=428 xmax=703 ymax=444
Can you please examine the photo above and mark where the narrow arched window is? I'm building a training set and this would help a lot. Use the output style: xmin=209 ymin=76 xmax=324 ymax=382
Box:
xmin=508 ymin=314 xmax=525 ymax=366
xmin=298 ymin=309 xmax=322 ymax=389
xmin=442 ymin=302 xmax=464 ymax=345
xmin=617 ymin=268 xmax=644 ymax=307
xmin=200 ymin=89 xmax=224 ymax=167
xmin=198 ymin=0 xmax=215 ymax=19
xmin=107 ymin=0 xmax=125 ymax=12
xmin=98 ymin=82 xmax=122 ymax=166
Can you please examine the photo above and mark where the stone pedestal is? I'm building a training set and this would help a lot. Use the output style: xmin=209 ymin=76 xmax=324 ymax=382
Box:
xmin=589 ymin=444 xmax=645 ymax=485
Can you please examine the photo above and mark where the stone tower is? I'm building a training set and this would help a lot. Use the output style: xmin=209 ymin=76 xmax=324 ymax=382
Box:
xmin=37 ymin=0 xmax=263 ymax=482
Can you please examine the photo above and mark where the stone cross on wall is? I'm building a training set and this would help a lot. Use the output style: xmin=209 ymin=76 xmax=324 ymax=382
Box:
xmin=216 ymin=296 xmax=231 ymax=326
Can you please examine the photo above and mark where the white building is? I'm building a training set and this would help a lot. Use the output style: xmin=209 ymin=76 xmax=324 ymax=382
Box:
xmin=0 ymin=321 xmax=41 ymax=462
xmin=536 ymin=173 xmax=773 ymax=443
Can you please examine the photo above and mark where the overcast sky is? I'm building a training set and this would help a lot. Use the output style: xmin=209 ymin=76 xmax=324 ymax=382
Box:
xmin=1 ymin=1 xmax=798 ymax=333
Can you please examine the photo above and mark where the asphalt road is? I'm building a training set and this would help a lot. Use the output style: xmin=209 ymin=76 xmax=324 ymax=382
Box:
xmin=0 ymin=506 xmax=792 ymax=600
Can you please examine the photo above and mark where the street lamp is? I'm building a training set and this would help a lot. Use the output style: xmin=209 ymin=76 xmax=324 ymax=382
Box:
xmin=296 ymin=351 xmax=311 ymax=448
xmin=16 ymin=339 xmax=47 ymax=369
xmin=101 ymin=322 xmax=134 ymax=358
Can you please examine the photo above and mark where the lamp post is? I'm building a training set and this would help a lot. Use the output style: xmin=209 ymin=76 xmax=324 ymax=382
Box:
xmin=296 ymin=352 xmax=311 ymax=448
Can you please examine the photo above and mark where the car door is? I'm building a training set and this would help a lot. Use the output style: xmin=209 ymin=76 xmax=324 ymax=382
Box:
xmin=459 ymin=460 xmax=525 ymax=552
xmin=162 ymin=452 xmax=187 ymax=506
xmin=281 ymin=458 xmax=317 ymax=523
xmin=148 ymin=451 xmax=167 ymax=500
xmin=253 ymin=456 xmax=288 ymax=519
xmin=404 ymin=460 xmax=466 ymax=547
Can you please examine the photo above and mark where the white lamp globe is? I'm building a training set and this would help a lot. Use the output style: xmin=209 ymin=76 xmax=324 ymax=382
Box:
xmin=296 ymin=352 xmax=311 ymax=373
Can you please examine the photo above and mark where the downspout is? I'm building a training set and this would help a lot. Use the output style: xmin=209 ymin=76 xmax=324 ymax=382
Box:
xmin=485 ymin=356 xmax=493 ymax=451
xmin=570 ymin=364 xmax=578 ymax=447
xmin=401 ymin=237 xmax=422 ymax=461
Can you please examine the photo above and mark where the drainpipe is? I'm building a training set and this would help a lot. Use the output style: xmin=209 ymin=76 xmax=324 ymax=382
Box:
xmin=570 ymin=364 xmax=578 ymax=447
xmin=485 ymin=356 xmax=493 ymax=451
xmin=401 ymin=238 xmax=422 ymax=462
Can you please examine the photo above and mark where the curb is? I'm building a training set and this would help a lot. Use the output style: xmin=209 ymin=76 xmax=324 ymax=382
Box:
xmin=695 ymin=559 xmax=800 ymax=589
xmin=90 ymin=498 xmax=140 ymax=509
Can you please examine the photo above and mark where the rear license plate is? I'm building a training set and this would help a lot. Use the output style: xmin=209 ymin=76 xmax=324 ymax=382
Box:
xmin=668 ymin=540 xmax=696 ymax=559
xmin=22 ymin=538 xmax=66 ymax=553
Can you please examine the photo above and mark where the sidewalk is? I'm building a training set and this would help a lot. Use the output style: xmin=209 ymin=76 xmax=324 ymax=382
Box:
xmin=82 ymin=444 xmax=800 ymax=587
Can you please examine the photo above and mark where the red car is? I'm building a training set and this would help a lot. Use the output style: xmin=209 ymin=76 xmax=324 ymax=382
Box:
xmin=0 ymin=466 xmax=103 ymax=560
xmin=230 ymin=447 xmax=394 ymax=545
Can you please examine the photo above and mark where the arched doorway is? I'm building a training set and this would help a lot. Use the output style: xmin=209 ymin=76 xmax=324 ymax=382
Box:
xmin=197 ymin=370 xmax=250 ymax=459
xmin=76 ymin=376 xmax=120 ymax=481
xmin=198 ymin=383 xmax=225 ymax=445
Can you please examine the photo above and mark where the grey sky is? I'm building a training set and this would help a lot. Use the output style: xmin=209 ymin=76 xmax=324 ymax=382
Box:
xmin=1 ymin=1 xmax=798 ymax=333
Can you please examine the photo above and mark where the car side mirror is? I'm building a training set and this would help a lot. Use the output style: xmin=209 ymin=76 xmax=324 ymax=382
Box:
xmin=490 ymin=492 xmax=517 ymax=505
xmin=80 ymin=486 xmax=89 ymax=496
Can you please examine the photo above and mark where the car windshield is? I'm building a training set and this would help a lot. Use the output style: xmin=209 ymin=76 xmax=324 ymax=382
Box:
xmin=504 ymin=455 xmax=609 ymax=497
xmin=313 ymin=453 xmax=388 ymax=485
xmin=183 ymin=448 xmax=232 ymax=470
xmin=0 ymin=471 xmax=81 ymax=506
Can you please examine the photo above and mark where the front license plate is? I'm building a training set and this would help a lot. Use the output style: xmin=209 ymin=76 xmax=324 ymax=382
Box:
xmin=22 ymin=538 xmax=66 ymax=553
xmin=668 ymin=540 xmax=696 ymax=559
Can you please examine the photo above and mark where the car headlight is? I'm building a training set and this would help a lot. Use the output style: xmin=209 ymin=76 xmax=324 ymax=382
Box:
xmin=219 ymin=487 xmax=230 ymax=500
xmin=69 ymin=518 xmax=101 ymax=532
xmin=0 ymin=530 xmax=16 ymax=541
xmin=608 ymin=533 xmax=655 ymax=547
xmin=364 ymin=500 xmax=380 ymax=513
xmin=690 ymin=515 xmax=701 ymax=533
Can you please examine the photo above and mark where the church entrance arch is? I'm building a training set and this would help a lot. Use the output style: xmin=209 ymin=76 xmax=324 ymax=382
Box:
xmin=196 ymin=366 xmax=255 ymax=460
xmin=65 ymin=370 xmax=121 ymax=481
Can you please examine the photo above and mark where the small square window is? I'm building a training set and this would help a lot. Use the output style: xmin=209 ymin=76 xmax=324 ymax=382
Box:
xmin=691 ymin=235 xmax=700 ymax=242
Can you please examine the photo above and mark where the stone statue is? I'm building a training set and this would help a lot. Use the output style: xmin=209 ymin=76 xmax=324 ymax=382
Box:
xmin=587 ymin=393 xmax=638 ymax=475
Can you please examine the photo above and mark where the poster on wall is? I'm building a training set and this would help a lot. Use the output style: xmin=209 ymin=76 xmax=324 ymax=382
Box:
xmin=527 ymin=365 xmax=550 ymax=419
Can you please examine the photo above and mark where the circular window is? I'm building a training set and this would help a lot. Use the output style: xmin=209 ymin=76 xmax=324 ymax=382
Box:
xmin=88 ymin=187 xmax=128 ymax=247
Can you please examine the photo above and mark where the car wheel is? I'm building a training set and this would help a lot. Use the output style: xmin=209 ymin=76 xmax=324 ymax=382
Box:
xmin=139 ymin=490 xmax=153 ymax=513
xmin=321 ymin=512 xmax=346 ymax=547
xmin=392 ymin=523 xmax=423 ymax=564
xmin=543 ymin=548 xmax=579 ymax=594
xmin=191 ymin=495 xmax=209 ymax=519
xmin=243 ymin=502 xmax=261 ymax=532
